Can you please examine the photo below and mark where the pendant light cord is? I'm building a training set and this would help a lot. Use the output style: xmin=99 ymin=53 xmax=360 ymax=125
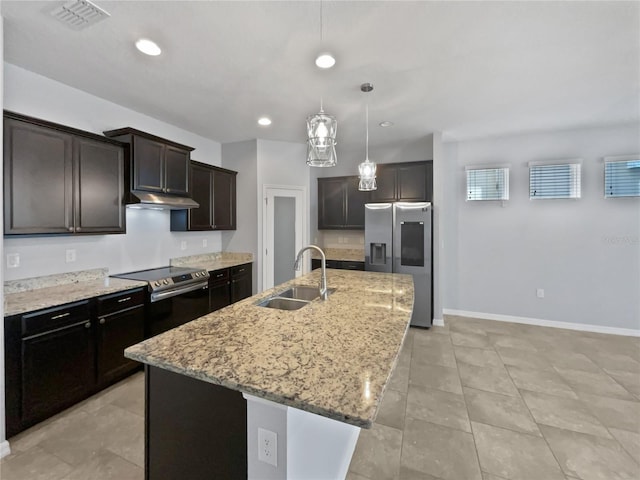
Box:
xmin=320 ymin=0 xmax=323 ymax=43
xmin=365 ymin=103 xmax=369 ymax=161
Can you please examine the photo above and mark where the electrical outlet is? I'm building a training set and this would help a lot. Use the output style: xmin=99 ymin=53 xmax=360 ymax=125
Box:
xmin=180 ymin=241 xmax=187 ymax=251
xmin=65 ymin=249 xmax=76 ymax=263
xmin=202 ymin=238 xmax=207 ymax=248
xmin=6 ymin=253 xmax=20 ymax=269
xmin=536 ymin=288 xmax=545 ymax=298
xmin=257 ymin=427 xmax=277 ymax=467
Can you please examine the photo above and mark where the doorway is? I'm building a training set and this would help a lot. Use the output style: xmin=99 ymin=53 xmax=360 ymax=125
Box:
xmin=262 ymin=185 xmax=307 ymax=290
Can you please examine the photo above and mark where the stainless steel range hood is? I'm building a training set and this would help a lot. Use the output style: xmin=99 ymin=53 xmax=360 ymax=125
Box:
xmin=127 ymin=190 xmax=199 ymax=210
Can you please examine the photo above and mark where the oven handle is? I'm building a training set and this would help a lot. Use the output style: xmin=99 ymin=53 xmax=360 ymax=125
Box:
xmin=150 ymin=281 xmax=209 ymax=303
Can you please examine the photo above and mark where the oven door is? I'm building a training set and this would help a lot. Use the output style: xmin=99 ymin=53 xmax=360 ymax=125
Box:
xmin=146 ymin=283 xmax=210 ymax=338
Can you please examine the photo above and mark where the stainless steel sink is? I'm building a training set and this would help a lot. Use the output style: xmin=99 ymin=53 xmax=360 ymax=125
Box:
xmin=257 ymin=297 xmax=310 ymax=310
xmin=277 ymin=285 xmax=336 ymax=301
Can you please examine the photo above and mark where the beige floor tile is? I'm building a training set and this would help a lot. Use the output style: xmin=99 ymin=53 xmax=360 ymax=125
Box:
xmin=609 ymin=428 xmax=640 ymax=464
xmin=375 ymin=389 xmax=407 ymax=430
xmin=487 ymin=334 xmax=538 ymax=352
xmin=411 ymin=340 xmax=457 ymax=368
xmin=349 ymin=423 xmax=403 ymax=480
xmin=457 ymin=362 xmax=519 ymax=397
xmin=110 ymin=373 xmax=145 ymax=417
xmin=389 ymin=344 xmax=412 ymax=393
xmin=450 ymin=331 xmax=492 ymax=349
xmin=472 ymin=421 xmax=565 ymax=480
xmin=507 ymin=365 xmax=578 ymax=399
xmin=588 ymin=352 xmax=640 ymax=373
xmin=482 ymin=473 xmax=509 ymax=480
xmin=463 ymin=387 xmax=540 ymax=436
xmin=346 ymin=472 xmax=373 ymax=480
xmin=543 ymin=351 xmax=603 ymax=373
xmin=540 ymin=424 xmax=640 ymax=480
xmin=399 ymin=466 xmax=443 ymax=479
xmin=453 ymin=346 xmax=503 ymax=368
xmin=555 ymin=367 xmax=636 ymax=400
xmin=0 ymin=446 xmax=73 ymax=480
xmin=406 ymin=384 xmax=470 ymax=432
xmin=520 ymin=390 xmax=611 ymax=438
xmin=61 ymin=448 xmax=143 ymax=480
xmin=76 ymin=373 xmax=143 ymax=414
xmin=428 ymin=325 xmax=450 ymax=335
xmin=603 ymin=368 xmax=640 ymax=399
xmin=401 ymin=418 xmax=482 ymax=480
xmin=578 ymin=392 xmax=640 ymax=433
xmin=495 ymin=345 xmax=553 ymax=371
xmin=409 ymin=362 xmax=463 ymax=395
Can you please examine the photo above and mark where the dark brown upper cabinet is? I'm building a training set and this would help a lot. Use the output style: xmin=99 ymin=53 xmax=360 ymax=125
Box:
xmin=4 ymin=111 xmax=126 ymax=235
xmin=371 ymin=161 xmax=433 ymax=203
xmin=170 ymin=161 xmax=237 ymax=231
xmin=318 ymin=176 xmax=370 ymax=230
xmin=103 ymin=127 xmax=193 ymax=196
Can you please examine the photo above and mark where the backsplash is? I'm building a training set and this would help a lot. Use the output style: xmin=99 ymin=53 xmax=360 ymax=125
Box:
xmin=319 ymin=231 xmax=365 ymax=250
xmin=170 ymin=251 xmax=253 ymax=267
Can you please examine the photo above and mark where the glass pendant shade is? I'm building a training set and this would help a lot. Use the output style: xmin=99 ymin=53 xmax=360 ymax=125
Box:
xmin=306 ymin=110 xmax=337 ymax=167
xmin=358 ymin=159 xmax=377 ymax=191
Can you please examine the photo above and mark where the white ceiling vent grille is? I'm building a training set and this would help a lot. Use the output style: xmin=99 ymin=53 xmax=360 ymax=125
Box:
xmin=50 ymin=0 xmax=110 ymax=30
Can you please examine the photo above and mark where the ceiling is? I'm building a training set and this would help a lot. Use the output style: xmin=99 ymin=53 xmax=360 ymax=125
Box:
xmin=2 ymin=1 xmax=639 ymax=153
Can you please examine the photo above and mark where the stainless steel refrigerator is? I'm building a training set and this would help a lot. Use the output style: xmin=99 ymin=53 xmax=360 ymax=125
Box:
xmin=365 ymin=202 xmax=432 ymax=327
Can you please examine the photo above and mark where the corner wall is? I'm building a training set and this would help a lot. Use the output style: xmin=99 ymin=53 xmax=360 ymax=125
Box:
xmin=443 ymin=123 xmax=640 ymax=331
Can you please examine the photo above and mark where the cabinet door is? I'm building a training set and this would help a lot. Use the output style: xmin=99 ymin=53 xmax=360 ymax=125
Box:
xmin=318 ymin=178 xmax=346 ymax=229
xmin=133 ymin=136 xmax=164 ymax=192
xmin=97 ymin=305 xmax=144 ymax=386
xmin=345 ymin=176 xmax=370 ymax=229
xmin=4 ymin=118 xmax=73 ymax=234
xmin=188 ymin=163 xmax=213 ymax=230
xmin=21 ymin=319 xmax=94 ymax=425
xmin=74 ymin=137 xmax=126 ymax=234
xmin=371 ymin=165 xmax=397 ymax=202
xmin=164 ymin=146 xmax=190 ymax=195
xmin=397 ymin=163 xmax=429 ymax=201
xmin=212 ymin=169 xmax=237 ymax=230
xmin=210 ymin=281 xmax=231 ymax=312
xmin=231 ymin=264 xmax=252 ymax=303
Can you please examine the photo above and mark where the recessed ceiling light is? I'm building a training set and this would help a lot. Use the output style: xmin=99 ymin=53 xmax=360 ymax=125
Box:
xmin=379 ymin=121 xmax=394 ymax=127
xmin=315 ymin=53 xmax=336 ymax=69
xmin=135 ymin=38 xmax=161 ymax=56
xmin=258 ymin=117 xmax=272 ymax=126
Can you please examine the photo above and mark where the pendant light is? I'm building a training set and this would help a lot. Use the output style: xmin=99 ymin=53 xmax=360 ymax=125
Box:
xmin=306 ymin=0 xmax=337 ymax=167
xmin=358 ymin=83 xmax=377 ymax=191
xmin=307 ymin=99 xmax=338 ymax=167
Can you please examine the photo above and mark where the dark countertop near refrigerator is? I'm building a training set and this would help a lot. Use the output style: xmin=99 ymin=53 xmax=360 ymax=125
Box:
xmin=4 ymin=277 xmax=147 ymax=317
xmin=125 ymin=269 xmax=413 ymax=428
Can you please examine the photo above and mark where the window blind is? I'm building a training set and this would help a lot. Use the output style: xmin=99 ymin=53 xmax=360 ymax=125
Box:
xmin=604 ymin=157 xmax=640 ymax=198
xmin=466 ymin=167 xmax=509 ymax=201
xmin=529 ymin=163 xmax=581 ymax=199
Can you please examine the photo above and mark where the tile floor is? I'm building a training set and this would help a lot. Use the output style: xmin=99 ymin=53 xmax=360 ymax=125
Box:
xmin=1 ymin=315 xmax=639 ymax=480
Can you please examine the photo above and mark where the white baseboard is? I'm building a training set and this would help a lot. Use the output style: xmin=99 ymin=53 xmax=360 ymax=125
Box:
xmin=443 ymin=309 xmax=640 ymax=337
xmin=432 ymin=318 xmax=445 ymax=327
xmin=0 ymin=440 xmax=11 ymax=459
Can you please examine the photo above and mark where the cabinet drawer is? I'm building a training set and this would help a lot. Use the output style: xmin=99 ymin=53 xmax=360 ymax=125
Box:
xmin=209 ymin=268 xmax=230 ymax=285
xmin=22 ymin=301 xmax=90 ymax=338
xmin=97 ymin=288 xmax=145 ymax=317
xmin=340 ymin=261 xmax=365 ymax=271
xmin=231 ymin=264 xmax=250 ymax=278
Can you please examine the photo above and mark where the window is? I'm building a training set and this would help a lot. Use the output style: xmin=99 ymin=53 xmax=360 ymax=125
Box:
xmin=466 ymin=166 xmax=509 ymax=201
xmin=529 ymin=161 xmax=581 ymax=200
xmin=604 ymin=155 xmax=640 ymax=198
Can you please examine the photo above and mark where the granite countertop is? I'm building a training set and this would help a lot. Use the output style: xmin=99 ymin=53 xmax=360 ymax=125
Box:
xmin=5 ymin=277 xmax=148 ymax=317
xmin=125 ymin=269 xmax=413 ymax=428
xmin=170 ymin=252 xmax=253 ymax=272
xmin=311 ymin=248 xmax=365 ymax=262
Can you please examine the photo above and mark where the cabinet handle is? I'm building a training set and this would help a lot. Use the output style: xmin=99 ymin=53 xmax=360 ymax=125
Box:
xmin=216 ymin=273 xmax=224 ymax=278
xmin=84 ymin=322 xmax=91 ymax=329
xmin=68 ymin=227 xmax=74 ymax=232
xmin=238 ymin=268 xmax=245 ymax=273
xmin=51 ymin=312 xmax=70 ymax=320
xmin=99 ymin=318 xmax=106 ymax=325
xmin=76 ymin=227 xmax=82 ymax=232
xmin=117 ymin=297 xmax=131 ymax=303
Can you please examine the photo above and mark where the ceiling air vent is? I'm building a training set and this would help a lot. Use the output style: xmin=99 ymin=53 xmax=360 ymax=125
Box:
xmin=50 ymin=0 xmax=110 ymax=30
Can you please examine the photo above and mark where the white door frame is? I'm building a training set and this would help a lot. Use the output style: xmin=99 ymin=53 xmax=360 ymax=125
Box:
xmin=262 ymin=184 xmax=308 ymax=290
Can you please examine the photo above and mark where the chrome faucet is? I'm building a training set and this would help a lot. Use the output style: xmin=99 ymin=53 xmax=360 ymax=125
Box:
xmin=294 ymin=245 xmax=328 ymax=300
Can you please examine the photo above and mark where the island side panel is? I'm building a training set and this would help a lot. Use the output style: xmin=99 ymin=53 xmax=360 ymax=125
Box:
xmin=145 ymin=365 xmax=247 ymax=480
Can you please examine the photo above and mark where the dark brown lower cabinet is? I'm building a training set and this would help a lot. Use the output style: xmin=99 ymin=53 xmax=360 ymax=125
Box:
xmin=209 ymin=268 xmax=232 ymax=312
xmin=146 ymin=366 xmax=247 ymax=480
xmin=230 ymin=264 xmax=252 ymax=303
xmin=311 ymin=259 xmax=365 ymax=271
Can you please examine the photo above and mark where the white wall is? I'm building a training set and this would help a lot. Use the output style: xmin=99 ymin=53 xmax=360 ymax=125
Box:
xmin=443 ymin=123 xmax=640 ymax=331
xmin=3 ymin=63 xmax=224 ymax=279
xmin=0 ymin=18 xmax=8 ymax=458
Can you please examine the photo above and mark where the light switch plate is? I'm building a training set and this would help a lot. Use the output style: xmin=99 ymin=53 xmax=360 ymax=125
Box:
xmin=6 ymin=253 xmax=20 ymax=269
xmin=180 ymin=241 xmax=187 ymax=250
xmin=65 ymin=249 xmax=76 ymax=263
xmin=202 ymin=239 xmax=207 ymax=248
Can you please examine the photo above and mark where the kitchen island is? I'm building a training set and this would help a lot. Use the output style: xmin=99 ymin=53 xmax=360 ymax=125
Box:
xmin=125 ymin=268 xmax=414 ymax=480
